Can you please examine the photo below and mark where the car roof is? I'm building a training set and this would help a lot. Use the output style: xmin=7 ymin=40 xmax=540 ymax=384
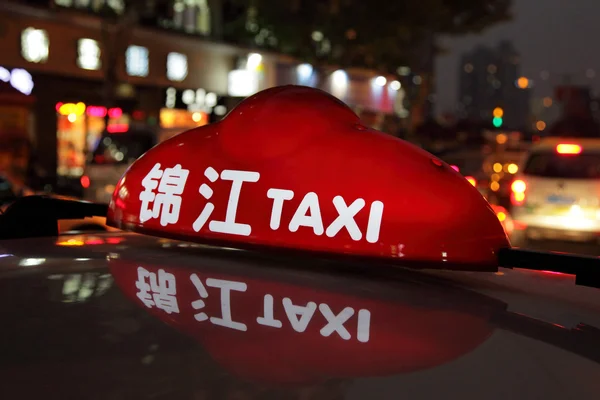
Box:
xmin=1 ymin=231 xmax=600 ymax=398
xmin=530 ymin=137 xmax=600 ymax=152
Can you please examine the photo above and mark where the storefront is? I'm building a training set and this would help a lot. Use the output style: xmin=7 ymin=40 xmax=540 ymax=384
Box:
xmin=159 ymin=86 xmax=230 ymax=142
xmin=0 ymin=66 xmax=36 ymax=190
xmin=55 ymin=101 xmax=133 ymax=177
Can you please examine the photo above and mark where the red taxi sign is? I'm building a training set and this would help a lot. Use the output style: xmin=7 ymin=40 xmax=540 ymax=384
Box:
xmin=107 ymin=86 xmax=509 ymax=268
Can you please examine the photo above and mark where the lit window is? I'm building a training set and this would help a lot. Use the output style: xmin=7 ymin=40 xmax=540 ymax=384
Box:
xmin=10 ymin=69 xmax=34 ymax=95
xmin=167 ymin=52 xmax=188 ymax=81
xmin=77 ymin=38 xmax=101 ymax=70
xmin=21 ymin=28 xmax=49 ymax=63
xmin=197 ymin=0 xmax=211 ymax=35
xmin=107 ymin=0 xmax=124 ymax=14
xmin=126 ymin=45 xmax=149 ymax=77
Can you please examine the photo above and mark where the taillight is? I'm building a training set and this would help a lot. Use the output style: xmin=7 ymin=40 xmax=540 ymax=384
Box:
xmin=511 ymin=179 xmax=526 ymax=205
xmin=80 ymin=175 xmax=90 ymax=188
xmin=556 ymin=143 xmax=582 ymax=155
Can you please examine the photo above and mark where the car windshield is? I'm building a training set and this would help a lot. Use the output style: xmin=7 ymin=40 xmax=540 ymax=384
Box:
xmin=523 ymin=150 xmax=600 ymax=179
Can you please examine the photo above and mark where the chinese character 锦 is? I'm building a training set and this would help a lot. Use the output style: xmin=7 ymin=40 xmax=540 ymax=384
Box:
xmin=139 ymin=163 xmax=190 ymax=226
xmin=135 ymin=267 xmax=180 ymax=314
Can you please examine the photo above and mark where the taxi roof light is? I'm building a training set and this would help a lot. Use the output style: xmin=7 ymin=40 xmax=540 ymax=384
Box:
xmin=556 ymin=143 xmax=582 ymax=155
xmin=106 ymin=85 xmax=510 ymax=269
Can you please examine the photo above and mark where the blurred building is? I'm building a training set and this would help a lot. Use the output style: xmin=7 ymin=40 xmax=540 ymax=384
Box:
xmin=0 ymin=0 xmax=410 ymax=193
xmin=530 ymin=96 xmax=560 ymax=132
xmin=0 ymin=0 xmax=278 ymax=191
xmin=458 ymin=40 xmax=531 ymax=131
xmin=545 ymin=85 xmax=600 ymax=137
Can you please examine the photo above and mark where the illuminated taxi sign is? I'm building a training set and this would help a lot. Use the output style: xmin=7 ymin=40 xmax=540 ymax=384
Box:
xmin=108 ymin=86 xmax=509 ymax=268
xmin=138 ymin=164 xmax=384 ymax=243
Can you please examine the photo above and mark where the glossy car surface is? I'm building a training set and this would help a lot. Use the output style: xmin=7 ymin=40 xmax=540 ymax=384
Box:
xmin=0 ymin=231 xmax=599 ymax=399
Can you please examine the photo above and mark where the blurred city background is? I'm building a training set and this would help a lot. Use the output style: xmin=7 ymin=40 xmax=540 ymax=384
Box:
xmin=1 ymin=0 xmax=599 ymax=255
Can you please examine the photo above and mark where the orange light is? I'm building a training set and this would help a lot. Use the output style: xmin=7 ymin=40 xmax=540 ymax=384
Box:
xmin=514 ymin=192 xmax=525 ymax=201
xmin=465 ymin=176 xmax=476 ymax=186
xmin=496 ymin=133 xmax=507 ymax=144
xmin=511 ymin=179 xmax=526 ymax=193
xmin=57 ymin=239 xmax=84 ymax=246
xmin=493 ymin=107 xmax=504 ymax=118
xmin=497 ymin=211 xmax=506 ymax=222
xmin=107 ymin=124 xmax=129 ymax=133
xmin=556 ymin=143 xmax=582 ymax=155
xmin=535 ymin=121 xmax=546 ymax=131
xmin=517 ymin=77 xmax=529 ymax=89
xmin=80 ymin=175 xmax=90 ymax=188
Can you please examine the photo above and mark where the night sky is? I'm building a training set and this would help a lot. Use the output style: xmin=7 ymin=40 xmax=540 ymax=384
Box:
xmin=435 ymin=0 xmax=600 ymax=116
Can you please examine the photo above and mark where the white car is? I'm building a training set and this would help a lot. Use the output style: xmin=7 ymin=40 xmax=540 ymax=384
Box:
xmin=511 ymin=137 xmax=600 ymax=244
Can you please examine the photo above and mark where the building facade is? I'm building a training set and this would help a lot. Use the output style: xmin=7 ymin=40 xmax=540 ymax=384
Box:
xmin=0 ymin=0 xmax=410 ymax=192
xmin=0 ymin=0 xmax=277 ymax=186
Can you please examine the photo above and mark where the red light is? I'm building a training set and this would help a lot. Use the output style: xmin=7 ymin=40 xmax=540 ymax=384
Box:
xmin=85 ymin=238 xmax=104 ymax=245
xmin=106 ymin=237 xmax=123 ymax=244
xmin=107 ymin=124 xmax=129 ymax=133
xmin=55 ymin=102 xmax=63 ymax=112
xmin=80 ymin=175 xmax=90 ymax=188
xmin=86 ymin=106 xmax=107 ymax=118
xmin=513 ymin=220 xmax=527 ymax=230
xmin=511 ymin=179 xmax=526 ymax=193
xmin=108 ymin=108 xmax=123 ymax=118
xmin=132 ymin=110 xmax=145 ymax=120
xmin=511 ymin=179 xmax=526 ymax=206
xmin=451 ymin=165 xmax=459 ymax=172
xmin=556 ymin=144 xmax=582 ymax=155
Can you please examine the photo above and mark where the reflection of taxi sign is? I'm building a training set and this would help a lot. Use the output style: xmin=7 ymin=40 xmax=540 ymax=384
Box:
xmin=109 ymin=255 xmax=494 ymax=384
xmin=107 ymin=86 xmax=509 ymax=268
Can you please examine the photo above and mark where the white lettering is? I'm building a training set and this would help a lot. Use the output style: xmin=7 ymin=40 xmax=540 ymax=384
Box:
xmin=366 ymin=201 xmax=384 ymax=243
xmin=326 ymin=196 xmax=365 ymax=240
xmin=282 ymin=297 xmax=317 ymax=333
xmin=190 ymin=273 xmax=209 ymax=322
xmin=135 ymin=267 xmax=179 ymax=314
xmin=288 ymin=192 xmax=324 ymax=235
xmin=319 ymin=304 xmax=354 ymax=340
xmin=206 ymin=278 xmax=248 ymax=331
xmin=357 ymin=309 xmax=371 ymax=343
xmin=256 ymin=294 xmax=282 ymax=328
xmin=209 ymin=170 xmax=260 ymax=236
xmin=139 ymin=163 xmax=189 ymax=226
xmin=192 ymin=167 xmax=220 ymax=232
xmin=267 ymin=188 xmax=294 ymax=230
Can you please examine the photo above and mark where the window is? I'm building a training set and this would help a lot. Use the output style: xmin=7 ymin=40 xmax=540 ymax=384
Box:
xmin=167 ymin=52 xmax=188 ymax=81
xmin=524 ymin=151 xmax=600 ymax=179
xmin=77 ymin=38 xmax=101 ymax=70
xmin=126 ymin=45 xmax=149 ymax=77
xmin=21 ymin=28 xmax=49 ymax=63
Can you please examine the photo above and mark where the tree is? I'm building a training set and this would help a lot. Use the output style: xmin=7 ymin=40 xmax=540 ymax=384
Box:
xmin=223 ymin=0 xmax=512 ymax=74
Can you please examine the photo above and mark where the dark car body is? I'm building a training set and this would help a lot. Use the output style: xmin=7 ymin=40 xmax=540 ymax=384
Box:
xmin=1 ymin=231 xmax=599 ymax=399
